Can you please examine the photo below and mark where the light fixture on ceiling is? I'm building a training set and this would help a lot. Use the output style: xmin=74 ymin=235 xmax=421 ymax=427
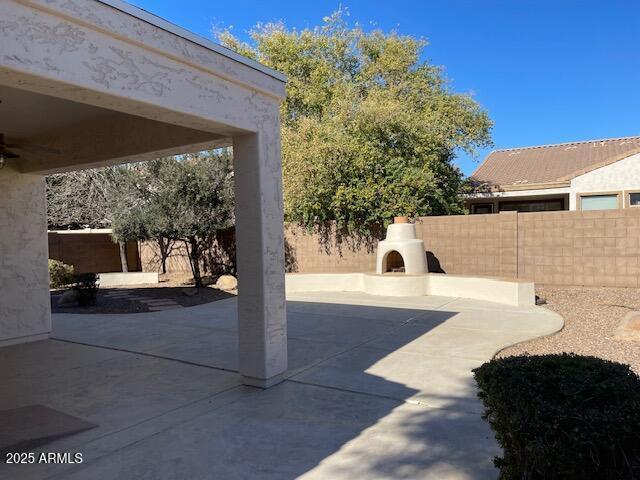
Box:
xmin=0 ymin=133 xmax=62 ymax=169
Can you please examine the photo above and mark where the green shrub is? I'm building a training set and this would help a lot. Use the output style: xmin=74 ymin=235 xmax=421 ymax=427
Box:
xmin=474 ymin=354 xmax=640 ymax=480
xmin=72 ymin=273 xmax=99 ymax=306
xmin=48 ymin=259 xmax=75 ymax=288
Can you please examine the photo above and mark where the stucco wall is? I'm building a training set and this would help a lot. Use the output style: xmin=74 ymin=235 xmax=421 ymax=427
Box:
xmin=569 ymin=152 xmax=640 ymax=209
xmin=0 ymin=0 xmax=283 ymax=139
xmin=0 ymin=169 xmax=51 ymax=345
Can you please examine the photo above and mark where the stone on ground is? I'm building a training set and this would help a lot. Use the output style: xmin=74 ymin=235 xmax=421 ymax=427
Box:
xmin=614 ymin=311 xmax=640 ymax=341
xmin=214 ymin=275 xmax=237 ymax=292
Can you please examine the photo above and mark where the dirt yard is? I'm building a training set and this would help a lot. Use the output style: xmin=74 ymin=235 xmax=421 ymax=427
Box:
xmin=498 ymin=286 xmax=640 ymax=372
xmin=51 ymin=273 xmax=234 ymax=314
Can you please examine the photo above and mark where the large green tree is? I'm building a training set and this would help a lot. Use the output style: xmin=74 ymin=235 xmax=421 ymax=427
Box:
xmin=220 ymin=10 xmax=492 ymax=235
xmin=168 ymin=152 xmax=235 ymax=287
xmin=109 ymin=159 xmax=179 ymax=275
xmin=110 ymin=152 xmax=235 ymax=287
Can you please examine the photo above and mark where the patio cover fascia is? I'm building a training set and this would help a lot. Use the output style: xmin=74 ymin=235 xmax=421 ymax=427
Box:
xmin=0 ymin=0 xmax=288 ymax=387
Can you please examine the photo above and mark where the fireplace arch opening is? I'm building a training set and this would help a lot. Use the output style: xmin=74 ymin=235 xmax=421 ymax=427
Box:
xmin=383 ymin=250 xmax=405 ymax=273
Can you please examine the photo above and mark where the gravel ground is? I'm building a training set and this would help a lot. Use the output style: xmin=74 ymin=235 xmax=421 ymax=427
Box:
xmin=498 ymin=285 xmax=640 ymax=372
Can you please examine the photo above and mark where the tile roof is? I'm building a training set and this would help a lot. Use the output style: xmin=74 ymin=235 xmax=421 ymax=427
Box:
xmin=471 ymin=136 xmax=640 ymax=187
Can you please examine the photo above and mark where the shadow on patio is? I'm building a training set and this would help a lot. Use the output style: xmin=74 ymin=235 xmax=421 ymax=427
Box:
xmin=0 ymin=292 xmax=563 ymax=479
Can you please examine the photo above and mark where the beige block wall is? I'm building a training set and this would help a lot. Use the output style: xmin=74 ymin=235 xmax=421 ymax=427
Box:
xmin=48 ymin=233 xmax=140 ymax=273
xmin=284 ymin=225 xmax=377 ymax=273
xmin=285 ymin=210 xmax=640 ymax=287
xmin=140 ymin=241 xmax=192 ymax=274
xmin=139 ymin=229 xmax=236 ymax=275
xmin=417 ymin=212 xmax=518 ymax=278
xmin=140 ymin=210 xmax=640 ymax=288
xmin=517 ymin=209 xmax=640 ymax=287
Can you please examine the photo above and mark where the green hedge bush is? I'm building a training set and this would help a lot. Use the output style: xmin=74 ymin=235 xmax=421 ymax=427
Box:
xmin=474 ymin=354 xmax=640 ymax=480
xmin=48 ymin=259 xmax=74 ymax=288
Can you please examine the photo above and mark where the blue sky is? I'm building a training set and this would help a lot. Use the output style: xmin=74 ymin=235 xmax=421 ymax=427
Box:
xmin=128 ymin=0 xmax=640 ymax=176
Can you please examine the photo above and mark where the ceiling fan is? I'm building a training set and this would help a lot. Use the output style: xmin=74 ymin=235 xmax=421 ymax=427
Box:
xmin=0 ymin=133 xmax=61 ymax=169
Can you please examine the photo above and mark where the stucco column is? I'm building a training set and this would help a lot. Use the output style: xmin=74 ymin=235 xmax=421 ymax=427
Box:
xmin=0 ymin=168 xmax=51 ymax=346
xmin=232 ymin=128 xmax=287 ymax=388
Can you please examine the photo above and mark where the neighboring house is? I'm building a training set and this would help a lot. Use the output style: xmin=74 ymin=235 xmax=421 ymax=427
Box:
xmin=466 ymin=136 xmax=640 ymax=214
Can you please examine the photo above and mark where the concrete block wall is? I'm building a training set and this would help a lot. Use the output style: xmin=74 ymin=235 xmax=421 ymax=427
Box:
xmin=284 ymin=209 xmax=640 ymax=287
xmin=284 ymin=224 xmax=377 ymax=273
xmin=283 ymin=215 xmax=520 ymax=278
xmin=517 ymin=209 xmax=640 ymax=287
xmin=416 ymin=212 xmax=518 ymax=278
xmin=138 ymin=209 xmax=640 ymax=288
xmin=139 ymin=241 xmax=192 ymax=274
xmin=48 ymin=232 xmax=140 ymax=273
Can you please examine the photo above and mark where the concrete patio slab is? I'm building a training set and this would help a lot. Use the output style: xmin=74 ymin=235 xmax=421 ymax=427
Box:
xmin=0 ymin=344 xmax=239 ymax=430
xmin=410 ymin=307 xmax=561 ymax=333
xmin=301 ymin=399 xmax=499 ymax=480
xmin=52 ymin=316 xmax=213 ymax=352
xmin=286 ymin=311 xmax=405 ymax=346
xmin=150 ymin=330 xmax=352 ymax=375
xmin=292 ymin=345 xmax=485 ymax=412
xmin=37 ymin=383 xmax=497 ymax=480
xmin=0 ymin=405 xmax=96 ymax=455
xmin=0 ymin=292 xmax=563 ymax=479
xmin=366 ymin=323 xmax=551 ymax=361
xmin=287 ymin=292 xmax=457 ymax=317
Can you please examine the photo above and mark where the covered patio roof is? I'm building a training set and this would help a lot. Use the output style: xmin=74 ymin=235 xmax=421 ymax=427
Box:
xmin=0 ymin=0 xmax=288 ymax=387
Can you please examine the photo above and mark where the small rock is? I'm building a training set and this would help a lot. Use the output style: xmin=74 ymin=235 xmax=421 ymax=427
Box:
xmin=215 ymin=275 xmax=238 ymax=292
xmin=181 ymin=288 xmax=198 ymax=297
xmin=613 ymin=311 xmax=640 ymax=341
xmin=57 ymin=289 xmax=80 ymax=307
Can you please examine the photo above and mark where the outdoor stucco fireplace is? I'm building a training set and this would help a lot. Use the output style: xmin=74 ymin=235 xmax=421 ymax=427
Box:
xmin=376 ymin=216 xmax=427 ymax=275
xmin=287 ymin=217 xmax=534 ymax=305
xmin=287 ymin=212 xmax=534 ymax=304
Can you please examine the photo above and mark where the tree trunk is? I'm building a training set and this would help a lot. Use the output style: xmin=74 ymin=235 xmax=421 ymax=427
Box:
xmin=158 ymin=236 xmax=168 ymax=274
xmin=118 ymin=240 xmax=129 ymax=273
xmin=187 ymin=237 xmax=202 ymax=288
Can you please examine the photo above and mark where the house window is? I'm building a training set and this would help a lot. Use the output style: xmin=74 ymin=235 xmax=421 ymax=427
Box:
xmin=629 ymin=192 xmax=640 ymax=207
xmin=498 ymin=198 xmax=565 ymax=213
xmin=471 ymin=203 xmax=494 ymax=214
xmin=580 ymin=194 xmax=619 ymax=211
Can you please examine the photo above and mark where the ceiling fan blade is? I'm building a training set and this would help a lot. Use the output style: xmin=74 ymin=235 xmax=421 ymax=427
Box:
xmin=7 ymin=143 xmax=61 ymax=155
xmin=0 ymin=148 xmax=20 ymax=159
